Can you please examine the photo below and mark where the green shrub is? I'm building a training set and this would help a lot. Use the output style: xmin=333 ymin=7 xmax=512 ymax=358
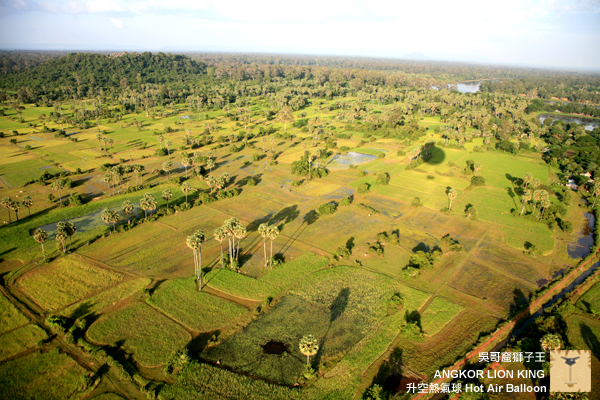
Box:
xmin=316 ymin=202 xmax=337 ymax=216
xmin=358 ymin=183 xmax=370 ymax=194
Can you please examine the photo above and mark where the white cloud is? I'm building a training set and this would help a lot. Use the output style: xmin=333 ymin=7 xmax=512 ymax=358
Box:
xmin=110 ymin=16 xmax=122 ymax=28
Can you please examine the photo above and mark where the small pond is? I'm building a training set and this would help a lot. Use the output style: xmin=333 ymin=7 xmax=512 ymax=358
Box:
xmin=327 ymin=152 xmax=377 ymax=169
xmin=538 ymin=114 xmax=600 ymax=131
xmin=567 ymin=212 xmax=595 ymax=259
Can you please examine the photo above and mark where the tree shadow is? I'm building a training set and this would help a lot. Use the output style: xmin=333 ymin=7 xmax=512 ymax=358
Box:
xmin=368 ymin=347 xmax=405 ymax=395
xmin=507 ymin=187 xmax=517 ymax=208
xmin=412 ymin=242 xmax=430 ymax=253
xmin=313 ymin=288 xmax=351 ymax=368
xmin=345 ymin=237 xmax=355 ymax=252
xmin=509 ymin=288 xmax=532 ymax=320
xmin=423 ymin=146 xmax=445 ymax=165
xmin=580 ymin=323 xmax=600 ymax=360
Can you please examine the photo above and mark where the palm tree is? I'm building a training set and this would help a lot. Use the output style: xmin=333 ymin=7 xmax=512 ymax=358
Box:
xmin=162 ymin=189 xmax=172 ymax=210
xmin=182 ymin=157 xmax=190 ymax=178
xmin=55 ymin=226 xmax=68 ymax=253
xmin=540 ymin=333 xmax=561 ymax=352
xmin=186 ymin=229 xmax=206 ymax=291
xmin=165 ymin=140 xmax=172 ymax=156
xmin=520 ymin=189 xmax=532 ymax=215
xmin=162 ymin=160 xmax=173 ymax=178
xmin=140 ymin=193 xmax=157 ymax=220
xmin=9 ymin=201 xmax=20 ymax=222
xmin=258 ymin=223 xmax=269 ymax=267
xmin=122 ymin=200 xmax=134 ymax=222
xmin=270 ymin=136 xmax=276 ymax=153
xmin=214 ymin=226 xmax=227 ymax=267
xmin=96 ymin=133 xmax=103 ymax=150
xmin=233 ymin=224 xmax=247 ymax=261
xmin=299 ymin=335 xmax=319 ymax=366
xmin=207 ymin=158 xmax=215 ymax=174
xmin=157 ymin=135 xmax=164 ymax=149
xmin=101 ymin=209 xmax=118 ymax=233
xmin=447 ymin=188 xmax=457 ymax=211
xmin=22 ymin=196 xmax=33 ymax=217
xmin=267 ymin=225 xmax=279 ymax=268
xmin=57 ymin=221 xmax=77 ymax=250
xmin=474 ymin=162 xmax=481 ymax=176
xmin=313 ymin=148 xmax=322 ymax=169
xmin=133 ymin=164 xmax=145 ymax=186
xmin=33 ymin=228 xmax=48 ymax=260
xmin=1 ymin=197 xmax=11 ymax=223
xmin=181 ymin=182 xmax=194 ymax=205
xmin=51 ymin=179 xmax=65 ymax=206
xmin=523 ymin=172 xmax=532 ymax=191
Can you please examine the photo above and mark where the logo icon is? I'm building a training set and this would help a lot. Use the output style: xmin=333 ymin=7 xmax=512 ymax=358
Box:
xmin=550 ymin=350 xmax=591 ymax=392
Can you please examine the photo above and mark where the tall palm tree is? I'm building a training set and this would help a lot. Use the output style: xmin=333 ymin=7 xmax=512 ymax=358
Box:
xmin=214 ymin=226 xmax=227 ymax=267
xmin=162 ymin=189 xmax=172 ymax=210
xmin=299 ymin=335 xmax=319 ymax=366
xmin=22 ymin=196 xmax=33 ymax=217
xmin=313 ymin=148 xmax=322 ymax=169
xmin=267 ymin=225 xmax=279 ymax=268
xmin=140 ymin=193 xmax=157 ymax=220
xmin=96 ymin=133 xmax=103 ymax=150
xmin=540 ymin=333 xmax=561 ymax=352
xmin=122 ymin=200 xmax=134 ymax=222
xmin=207 ymin=158 xmax=215 ymax=174
xmin=181 ymin=182 xmax=194 ymax=205
xmin=523 ymin=172 xmax=532 ymax=191
xmin=9 ymin=201 xmax=20 ymax=222
xmin=258 ymin=223 xmax=269 ymax=267
xmin=163 ymin=160 xmax=173 ymax=178
xmin=186 ymin=229 xmax=206 ymax=291
xmin=447 ymin=188 xmax=457 ymax=211
xmin=520 ymin=189 xmax=532 ymax=215
xmin=1 ymin=197 xmax=11 ymax=223
xmin=55 ymin=226 xmax=68 ymax=253
xmin=165 ymin=140 xmax=172 ymax=156
xmin=133 ymin=164 xmax=145 ymax=186
xmin=233 ymin=224 xmax=247 ymax=261
xmin=51 ymin=179 xmax=65 ymax=206
xmin=474 ymin=162 xmax=481 ymax=176
xmin=182 ymin=157 xmax=190 ymax=178
xmin=157 ymin=135 xmax=164 ymax=149
xmin=33 ymin=228 xmax=48 ymax=260
xmin=102 ymin=173 xmax=112 ymax=196
xmin=101 ymin=209 xmax=118 ymax=233
xmin=57 ymin=221 xmax=77 ymax=250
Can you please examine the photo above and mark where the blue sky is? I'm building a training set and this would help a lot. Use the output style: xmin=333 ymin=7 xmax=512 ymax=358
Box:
xmin=1 ymin=0 xmax=599 ymax=70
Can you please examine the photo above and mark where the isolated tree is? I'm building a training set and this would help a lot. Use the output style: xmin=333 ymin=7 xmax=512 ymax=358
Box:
xmin=258 ymin=223 xmax=269 ymax=267
xmin=267 ymin=225 xmax=280 ymax=268
xmin=9 ymin=201 xmax=20 ymax=222
xmin=207 ymin=158 xmax=215 ymax=174
xmin=101 ymin=209 xmax=119 ymax=233
xmin=1 ymin=197 xmax=11 ymax=223
xmin=474 ymin=162 xmax=481 ymax=176
xmin=165 ymin=140 xmax=172 ymax=156
xmin=157 ymin=135 xmax=164 ymax=149
xmin=270 ymin=136 xmax=277 ymax=152
xmin=299 ymin=334 xmax=319 ymax=366
xmin=51 ymin=179 xmax=65 ymax=206
xmin=22 ymin=195 xmax=33 ymax=217
xmin=162 ymin=189 xmax=172 ymax=210
xmin=33 ymin=228 xmax=48 ymax=260
xmin=313 ymin=148 xmax=322 ymax=169
xmin=186 ymin=229 xmax=206 ymax=290
xmin=133 ymin=164 xmax=145 ymax=185
xmin=181 ymin=182 xmax=194 ymax=205
xmin=447 ymin=188 xmax=457 ymax=211
xmin=96 ymin=133 xmax=103 ymax=150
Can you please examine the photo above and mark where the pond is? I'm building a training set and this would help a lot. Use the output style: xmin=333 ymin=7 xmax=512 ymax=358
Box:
xmin=327 ymin=152 xmax=377 ymax=169
xmin=538 ymin=114 xmax=600 ymax=131
xmin=567 ymin=212 xmax=595 ymax=259
xmin=457 ymin=81 xmax=481 ymax=93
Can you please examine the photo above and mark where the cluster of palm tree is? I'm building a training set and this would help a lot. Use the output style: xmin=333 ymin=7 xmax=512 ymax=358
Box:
xmin=140 ymin=193 xmax=157 ymax=219
xmin=2 ymin=195 xmax=32 ymax=223
xmin=101 ymin=209 xmax=120 ymax=233
xmin=407 ymin=141 xmax=436 ymax=166
xmin=96 ymin=133 xmax=114 ymax=151
xmin=55 ymin=221 xmax=77 ymax=252
xmin=258 ymin=223 xmax=280 ymax=268
xmin=205 ymin=172 xmax=230 ymax=196
xmin=519 ymin=173 xmax=550 ymax=218
xmin=214 ymin=217 xmax=247 ymax=269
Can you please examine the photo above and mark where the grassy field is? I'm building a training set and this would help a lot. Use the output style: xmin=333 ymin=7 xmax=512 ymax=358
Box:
xmin=0 ymin=323 xmax=47 ymax=361
xmin=201 ymin=266 xmax=427 ymax=385
xmin=420 ymin=297 xmax=465 ymax=336
xmin=17 ymin=256 xmax=123 ymax=311
xmin=87 ymin=302 xmax=191 ymax=366
xmin=577 ymin=282 xmax=600 ymax=313
xmin=0 ymin=292 xmax=29 ymax=334
xmin=0 ymin=348 xmax=93 ymax=399
xmin=147 ymin=277 xmax=249 ymax=331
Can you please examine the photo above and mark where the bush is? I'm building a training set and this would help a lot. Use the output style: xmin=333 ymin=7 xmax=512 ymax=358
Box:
xmin=155 ymin=148 xmax=167 ymax=157
xmin=376 ymin=172 xmax=390 ymax=185
xmin=69 ymin=193 xmax=83 ymax=206
xmin=470 ymin=176 xmax=486 ymax=186
xmin=316 ymin=202 xmax=337 ymax=216
xmin=358 ymin=183 xmax=370 ymax=194
xmin=377 ymin=153 xmax=385 ymax=159
xmin=340 ymin=195 xmax=353 ymax=206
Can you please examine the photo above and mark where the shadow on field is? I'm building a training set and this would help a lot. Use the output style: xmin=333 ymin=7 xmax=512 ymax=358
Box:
xmin=423 ymin=146 xmax=445 ymax=165
xmin=313 ymin=287 xmax=351 ymax=368
xmin=581 ymin=323 xmax=600 ymax=359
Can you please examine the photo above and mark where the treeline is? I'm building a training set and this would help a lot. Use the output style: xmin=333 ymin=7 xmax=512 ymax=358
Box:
xmin=481 ymin=76 xmax=600 ymax=104
xmin=0 ymin=50 xmax=76 ymax=75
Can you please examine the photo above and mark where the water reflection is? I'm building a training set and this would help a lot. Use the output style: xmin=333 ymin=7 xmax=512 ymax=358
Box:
xmin=539 ymin=114 xmax=600 ymax=131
